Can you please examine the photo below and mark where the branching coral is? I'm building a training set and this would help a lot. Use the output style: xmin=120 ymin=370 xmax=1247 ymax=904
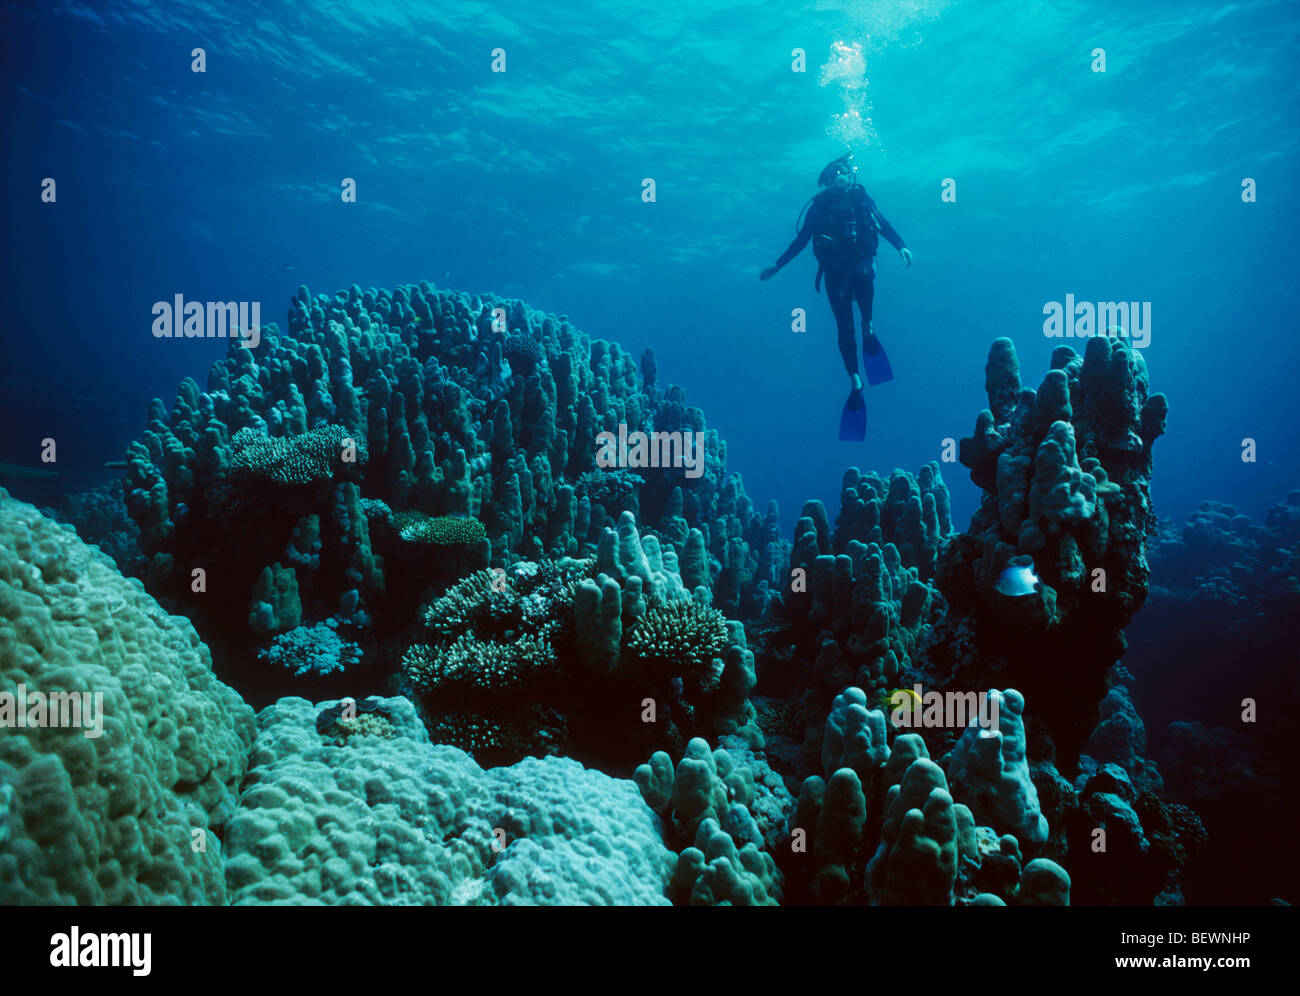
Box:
xmin=402 ymin=559 xmax=588 ymax=762
xmin=421 ymin=560 xmax=587 ymax=643
xmin=401 ymin=633 xmax=557 ymax=694
xmin=391 ymin=509 xmax=486 ymax=545
xmin=228 ymin=424 xmax=360 ymax=485
xmin=625 ymin=598 xmax=728 ymax=690
xmin=259 ymin=622 xmax=362 ymax=677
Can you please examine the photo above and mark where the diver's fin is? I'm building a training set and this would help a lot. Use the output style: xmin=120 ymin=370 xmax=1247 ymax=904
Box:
xmin=863 ymin=332 xmax=894 ymax=385
xmin=838 ymin=388 xmax=866 ymax=441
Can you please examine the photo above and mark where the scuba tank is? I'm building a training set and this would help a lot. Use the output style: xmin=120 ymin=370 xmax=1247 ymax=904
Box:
xmin=798 ymin=155 xmax=875 ymax=291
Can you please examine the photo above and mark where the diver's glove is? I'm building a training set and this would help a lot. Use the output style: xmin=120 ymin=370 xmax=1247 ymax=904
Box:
xmin=760 ymin=264 xmax=781 ymax=281
xmin=899 ymin=247 xmax=913 ymax=267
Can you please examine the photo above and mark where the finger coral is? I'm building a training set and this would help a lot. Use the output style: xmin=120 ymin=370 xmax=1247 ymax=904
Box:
xmin=936 ymin=335 xmax=1169 ymax=763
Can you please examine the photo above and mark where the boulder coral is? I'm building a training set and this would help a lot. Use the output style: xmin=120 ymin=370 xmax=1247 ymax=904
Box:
xmin=0 ymin=489 xmax=255 ymax=905
xmin=224 ymin=696 xmax=675 ymax=905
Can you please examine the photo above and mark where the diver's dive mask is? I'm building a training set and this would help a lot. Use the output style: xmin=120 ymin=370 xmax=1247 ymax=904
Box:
xmin=819 ymin=154 xmax=858 ymax=189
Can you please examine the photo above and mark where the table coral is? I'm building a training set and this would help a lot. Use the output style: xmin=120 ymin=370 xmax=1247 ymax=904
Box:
xmin=228 ymin=424 xmax=359 ymax=486
xmin=391 ymin=509 xmax=486 ymax=545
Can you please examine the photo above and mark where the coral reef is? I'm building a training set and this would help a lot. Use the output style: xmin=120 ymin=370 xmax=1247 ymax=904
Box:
xmin=14 ymin=254 xmax=1240 ymax=912
xmin=1121 ymin=492 xmax=1300 ymax=903
xmin=118 ymin=283 xmax=784 ymax=668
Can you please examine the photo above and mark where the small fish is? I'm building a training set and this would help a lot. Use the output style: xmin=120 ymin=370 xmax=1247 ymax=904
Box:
xmin=280 ymin=263 xmax=295 ymax=273
xmin=0 ymin=461 xmax=59 ymax=480
xmin=879 ymin=687 xmax=921 ymax=712
xmin=995 ymin=562 xmax=1039 ymax=597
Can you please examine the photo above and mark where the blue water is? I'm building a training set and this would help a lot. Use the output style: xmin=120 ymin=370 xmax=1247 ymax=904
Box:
xmin=2 ymin=0 xmax=1297 ymax=531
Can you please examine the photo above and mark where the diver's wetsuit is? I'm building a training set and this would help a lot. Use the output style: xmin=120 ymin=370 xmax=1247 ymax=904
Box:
xmin=774 ymin=185 xmax=907 ymax=376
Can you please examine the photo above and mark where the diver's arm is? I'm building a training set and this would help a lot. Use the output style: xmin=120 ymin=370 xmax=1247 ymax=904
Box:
xmin=870 ymin=199 xmax=907 ymax=252
xmin=868 ymin=196 xmax=912 ymax=267
xmin=762 ymin=200 xmax=819 ymax=279
xmin=774 ymin=223 xmax=814 ymax=267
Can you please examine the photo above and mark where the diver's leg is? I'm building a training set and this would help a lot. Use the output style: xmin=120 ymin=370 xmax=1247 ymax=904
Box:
xmin=824 ymin=268 xmax=858 ymax=379
xmin=856 ymin=261 xmax=878 ymax=349
xmin=827 ymin=267 xmax=866 ymax=439
xmin=856 ymin=259 xmax=894 ymax=384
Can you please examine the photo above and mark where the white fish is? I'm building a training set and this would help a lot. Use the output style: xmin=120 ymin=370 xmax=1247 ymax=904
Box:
xmin=995 ymin=562 xmax=1039 ymax=597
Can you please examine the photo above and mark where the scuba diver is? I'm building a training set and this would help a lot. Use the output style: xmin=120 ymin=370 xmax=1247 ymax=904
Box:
xmin=760 ymin=153 xmax=912 ymax=440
